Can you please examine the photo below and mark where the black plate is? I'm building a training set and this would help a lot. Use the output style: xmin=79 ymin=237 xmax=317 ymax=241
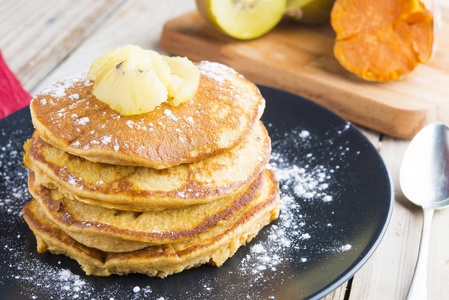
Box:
xmin=0 ymin=85 xmax=393 ymax=300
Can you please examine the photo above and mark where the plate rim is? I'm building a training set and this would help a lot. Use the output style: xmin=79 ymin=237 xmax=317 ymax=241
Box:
xmin=0 ymin=84 xmax=395 ymax=300
xmin=257 ymin=84 xmax=394 ymax=300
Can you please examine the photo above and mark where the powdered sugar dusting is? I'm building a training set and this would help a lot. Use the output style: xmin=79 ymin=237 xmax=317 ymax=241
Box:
xmin=1 ymin=111 xmax=363 ymax=299
xmin=74 ymin=117 xmax=89 ymax=126
xmin=126 ymin=120 xmax=134 ymax=129
xmin=198 ymin=61 xmax=239 ymax=84
xmin=187 ymin=123 xmax=358 ymax=298
xmin=269 ymin=158 xmax=333 ymax=202
xmin=299 ymin=130 xmax=310 ymax=138
xmin=36 ymin=73 xmax=91 ymax=99
xmin=101 ymin=135 xmax=112 ymax=145
xmin=164 ymin=109 xmax=179 ymax=121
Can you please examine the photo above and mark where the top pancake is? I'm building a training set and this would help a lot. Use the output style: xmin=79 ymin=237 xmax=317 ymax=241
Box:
xmin=30 ymin=61 xmax=265 ymax=169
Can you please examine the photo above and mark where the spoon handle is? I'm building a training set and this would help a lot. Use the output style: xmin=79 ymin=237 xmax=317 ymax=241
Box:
xmin=406 ymin=208 xmax=434 ymax=300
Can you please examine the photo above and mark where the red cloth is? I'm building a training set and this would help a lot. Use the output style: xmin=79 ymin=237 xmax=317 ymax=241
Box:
xmin=0 ymin=50 xmax=32 ymax=119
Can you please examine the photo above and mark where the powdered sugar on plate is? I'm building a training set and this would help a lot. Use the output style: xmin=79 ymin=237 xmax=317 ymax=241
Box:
xmin=0 ymin=108 xmax=358 ymax=299
xmin=220 ymin=124 xmax=355 ymax=286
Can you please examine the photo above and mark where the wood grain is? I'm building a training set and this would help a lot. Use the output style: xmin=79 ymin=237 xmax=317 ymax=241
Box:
xmin=8 ymin=1 xmax=350 ymax=298
xmin=31 ymin=0 xmax=197 ymax=94
xmin=160 ymin=9 xmax=449 ymax=139
xmin=4 ymin=0 xmax=447 ymax=299
xmin=322 ymin=282 xmax=348 ymax=300
xmin=349 ymin=136 xmax=449 ymax=299
xmin=0 ymin=0 xmax=124 ymax=92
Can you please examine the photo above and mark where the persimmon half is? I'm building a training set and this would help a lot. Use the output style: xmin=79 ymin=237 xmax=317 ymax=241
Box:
xmin=331 ymin=0 xmax=434 ymax=82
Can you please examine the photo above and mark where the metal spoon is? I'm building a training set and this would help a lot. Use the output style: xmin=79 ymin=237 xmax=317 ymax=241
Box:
xmin=399 ymin=122 xmax=449 ymax=300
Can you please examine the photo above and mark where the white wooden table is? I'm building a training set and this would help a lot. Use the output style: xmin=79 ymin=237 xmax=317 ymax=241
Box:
xmin=1 ymin=0 xmax=448 ymax=299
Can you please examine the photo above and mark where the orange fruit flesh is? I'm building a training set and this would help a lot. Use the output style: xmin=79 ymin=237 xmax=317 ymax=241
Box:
xmin=331 ymin=0 xmax=434 ymax=82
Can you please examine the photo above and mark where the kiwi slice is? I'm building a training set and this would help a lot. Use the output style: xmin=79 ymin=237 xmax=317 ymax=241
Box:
xmin=196 ymin=0 xmax=287 ymax=40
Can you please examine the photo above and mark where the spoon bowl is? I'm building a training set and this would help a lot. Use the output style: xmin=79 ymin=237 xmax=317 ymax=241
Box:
xmin=399 ymin=122 xmax=449 ymax=300
xmin=400 ymin=122 xmax=449 ymax=209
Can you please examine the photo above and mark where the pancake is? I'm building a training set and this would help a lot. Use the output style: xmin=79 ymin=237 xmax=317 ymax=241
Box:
xmin=30 ymin=61 xmax=265 ymax=169
xmin=22 ymin=171 xmax=280 ymax=278
xmin=24 ymin=121 xmax=271 ymax=211
xmin=29 ymin=171 xmax=270 ymax=252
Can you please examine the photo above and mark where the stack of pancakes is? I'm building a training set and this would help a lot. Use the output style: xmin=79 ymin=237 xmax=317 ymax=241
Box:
xmin=22 ymin=61 xmax=279 ymax=277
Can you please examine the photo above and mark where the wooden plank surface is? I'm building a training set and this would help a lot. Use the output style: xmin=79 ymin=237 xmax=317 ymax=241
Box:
xmin=0 ymin=0 xmax=124 ymax=91
xmin=0 ymin=1 xmax=390 ymax=299
xmin=4 ymin=1 xmax=351 ymax=299
xmin=160 ymin=9 xmax=449 ymax=140
xmin=349 ymin=135 xmax=449 ymax=300
xmin=322 ymin=283 xmax=348 ymax=300
xmin=31 ymin=0 xmax=197 ymax=93
xmin=5 ymin=0 xmax=449 ymax=299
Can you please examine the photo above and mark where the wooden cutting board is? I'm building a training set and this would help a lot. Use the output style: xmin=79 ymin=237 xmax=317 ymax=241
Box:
xmin=160 ymin=10 xmax=449 ymax=139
